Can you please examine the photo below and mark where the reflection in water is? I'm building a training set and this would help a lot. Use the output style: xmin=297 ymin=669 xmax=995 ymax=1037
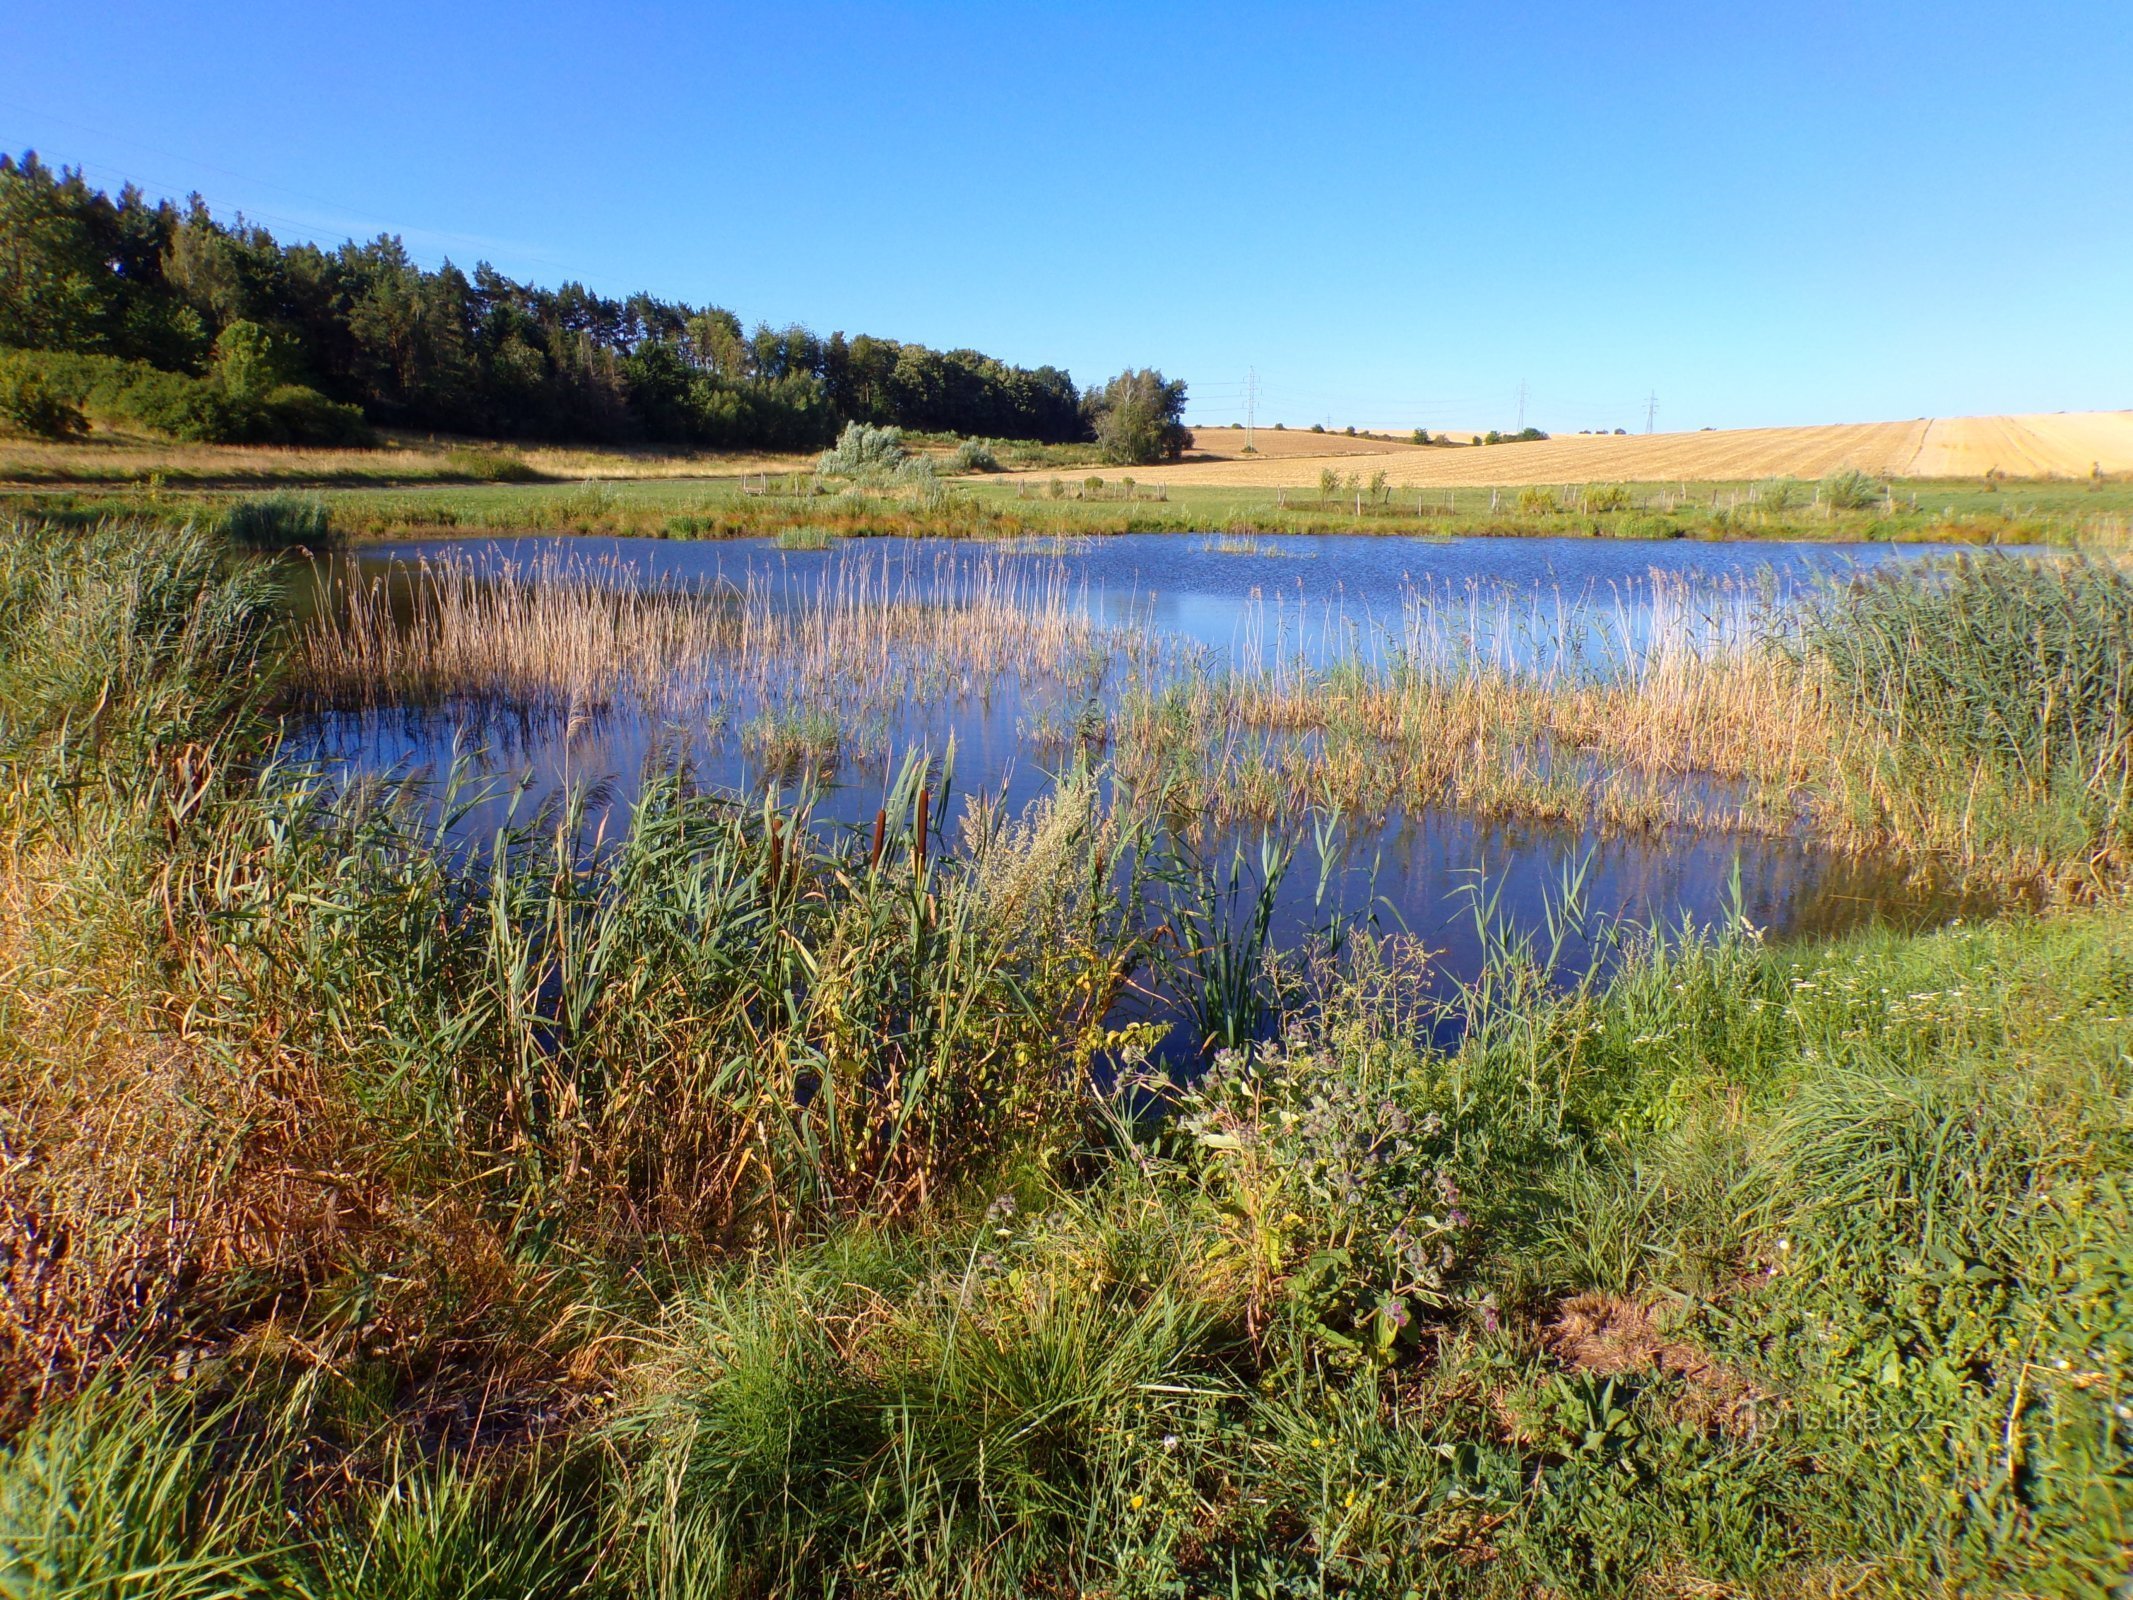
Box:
xmin=288 ymin=532 xmax=1999 ymax=1012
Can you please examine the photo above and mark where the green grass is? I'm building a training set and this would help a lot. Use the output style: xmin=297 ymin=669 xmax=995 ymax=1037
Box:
xmin=0 ymin=514 xmax=2127 ymax=1595
xmin=11 ymin=469 xmax=2133 ymax=546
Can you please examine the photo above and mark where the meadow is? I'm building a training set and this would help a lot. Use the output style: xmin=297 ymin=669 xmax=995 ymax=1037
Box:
xmin=9 ymin=420 xmax=2133 ymax=553
xmin=0 ymin=510 xmax=2128 ymax=1597
xmin=11 ymin=465 xmax=2133 ymax=553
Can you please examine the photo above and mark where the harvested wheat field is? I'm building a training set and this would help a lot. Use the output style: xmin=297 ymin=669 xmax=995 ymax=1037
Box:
xmin=1168 ymin=426 xmax=1447 ymax=461
xmin=0 ymin=431 xmax=814 ymax=487
xmin=1013 ymin=412 xmax=2133 ymax=489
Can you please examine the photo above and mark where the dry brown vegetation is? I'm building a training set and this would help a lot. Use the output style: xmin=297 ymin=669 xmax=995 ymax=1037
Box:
xmin=997 ymin=412 xmax=2133 ymax=489
xmin=0 ymin=429 xmax=811 ymax=488
xmin=300 ymin=546 xmax=1120 ymax=748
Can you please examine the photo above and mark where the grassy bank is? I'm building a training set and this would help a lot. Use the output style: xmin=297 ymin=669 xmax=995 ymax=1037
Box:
xmin=9 ymin=438 xmax=2133 ymax=546
xmin=0 ymin=517 xmax=2128 ymax=1595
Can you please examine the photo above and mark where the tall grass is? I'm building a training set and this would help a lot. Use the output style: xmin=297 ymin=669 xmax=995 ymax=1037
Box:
xmin=1114 ymin=558 xmax=2133 ymax=883
xmin=2 ymin=515 xmax=2129 ymax=1595
xmin=220 ymin=493 xmax=336 ymax=551
xmin=1795 ymin=554 xmax=2133 ymax=865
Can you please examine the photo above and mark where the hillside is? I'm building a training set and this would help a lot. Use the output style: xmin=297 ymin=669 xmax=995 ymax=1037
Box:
xmin=1021 ymin=411 xmax=2133 ymax=488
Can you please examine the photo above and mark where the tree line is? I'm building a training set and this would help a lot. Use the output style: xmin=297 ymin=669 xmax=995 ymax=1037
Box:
xmin=0 ymin=152 xmax=1186 ymax=459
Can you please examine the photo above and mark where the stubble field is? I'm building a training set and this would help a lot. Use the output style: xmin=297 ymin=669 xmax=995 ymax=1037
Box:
xmin=1022 ymin=411 xmax=2133 ymax=489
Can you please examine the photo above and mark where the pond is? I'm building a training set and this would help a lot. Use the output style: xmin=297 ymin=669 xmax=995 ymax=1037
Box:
xmin=290 ymin=532 xmax=2003 ymax=1020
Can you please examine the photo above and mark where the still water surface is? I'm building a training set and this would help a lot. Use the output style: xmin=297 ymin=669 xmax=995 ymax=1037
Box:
xmin=294 ymin=533 xmax=1997 ymax=1008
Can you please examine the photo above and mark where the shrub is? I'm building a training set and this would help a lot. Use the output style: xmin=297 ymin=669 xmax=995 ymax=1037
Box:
xmin=442 ymin=445 xmax=542 ymax=482
xmin=109 ymin=365 xmax=239 ymax=442
xmin=1758 ymin=477 xmax=1801 ymax=512
xmin=816 ymin=421 xmax=906 ymax=478
xmin=260 ymin=384 xmax=374 ymax=446
xmin=1515 ymin=487 xmax=1561 ymax=516
xmin=1821 ymin=468 xmax=1881 ymax=511
xmin=950 ymin=438 xmax=999 ymax=473
xmin=1580 ymin=483 xmax=1630 ymax=513
xmin=0 ymin=354 xmax=86 ymax=438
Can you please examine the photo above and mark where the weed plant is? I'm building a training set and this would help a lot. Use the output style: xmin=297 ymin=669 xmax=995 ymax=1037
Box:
xmin=0 ymin=515 xmax=2127 ymax=1595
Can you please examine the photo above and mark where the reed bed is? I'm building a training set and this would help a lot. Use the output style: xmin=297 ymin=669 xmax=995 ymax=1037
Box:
xmin=1115 ymin=576 xmax=1827 ymax=833
xmin=297 ymin=547 xmax=740 ymax=713
xmin=5 ymin=517 xmax=2131 ymax=1594
xmin=305 ymin=545 xmax=2133 ymax=883
xmin=299 ymin=546 xmax=1138 ymax=766
xmin=1113 ymin=561 xmax=2133 ymax=884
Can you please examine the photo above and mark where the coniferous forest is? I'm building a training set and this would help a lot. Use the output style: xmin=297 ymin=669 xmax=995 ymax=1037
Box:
xmin=0 ymin=152 xmax=1095 ymax=451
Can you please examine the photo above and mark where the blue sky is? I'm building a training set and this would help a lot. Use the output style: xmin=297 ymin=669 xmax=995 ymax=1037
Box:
xmin=5 ymin=2 xmax=2129 ymax=432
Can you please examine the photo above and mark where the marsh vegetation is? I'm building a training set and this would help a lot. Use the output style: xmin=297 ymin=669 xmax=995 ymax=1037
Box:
xmin=0 ymin=512 xmax=2128 ymax=1595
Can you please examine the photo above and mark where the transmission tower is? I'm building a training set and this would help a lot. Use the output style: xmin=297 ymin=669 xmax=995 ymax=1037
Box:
xmin=1516 ymin=380 xmax=1528 ymax=433
xmin=1245 ymin=367 xmax=1258 ymax=451
xmin=1645 ymin=391 xmax=1659 ymax=434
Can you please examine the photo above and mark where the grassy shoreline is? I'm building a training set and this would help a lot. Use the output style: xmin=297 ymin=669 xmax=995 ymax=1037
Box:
xmin=8 ymin=432 xmax=2133 ymax=546
xmin=0 ymin=516 xmax=2128 ymax=1594
xmin=13 ymin=475 xmax=2131 ymax=548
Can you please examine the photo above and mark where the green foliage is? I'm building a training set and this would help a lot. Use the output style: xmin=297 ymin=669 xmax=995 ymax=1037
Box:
xmin=1084 ymin=369 xmax=1189 ymax=467
xmin=0 ymin=1381 xmax=283 ymax=1600
xmin=221 ymin=493 xmax=336 ymax=552
xmin=3 ymin=517 xmax=2131 ymax=1595
xmin=208 ymin=319 xmax=292 ymax=400
xmin=1796 ymin=555 xmax=2133 ymax=848
xmin=0 ymin=348 xmax=370 ymax=445
xmin=1758 ymin=475 xmax=1802 ymax=511
xmin=0 ymin=351 xmax=85 ymax=437
xmin=311 ymin=1447 xmax=591 ymax=1600
xmin=0 ymin=151 xmax=1109 ymax=452
xmin=441 ymin=444 xmax=542 ymax=482
xmin=1822 ymin=467 xmax=1883 ymax=510
xmin=816 ymin=420 xmax=907 ymax=478
xmin=616 ymin=1191 xmax=1241 ymax=1597
xmin=1515 ymin=486 xmax=1561 ymax=515
xmin=0 ymin=516 xmax=277 ymax=768
xmin=949 ymin=436 xmax=999 ymax=473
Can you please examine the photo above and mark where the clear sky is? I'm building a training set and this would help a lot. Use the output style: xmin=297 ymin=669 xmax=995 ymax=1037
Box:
xmin=5 ymin=2 xmax=2129 ymax=433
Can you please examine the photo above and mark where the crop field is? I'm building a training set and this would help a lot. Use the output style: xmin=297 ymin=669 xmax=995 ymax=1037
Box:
xmin=995 ymin=411 xmax=2133 ymax=490
xmin=0 ymin=429 xmax=812 ymax=488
